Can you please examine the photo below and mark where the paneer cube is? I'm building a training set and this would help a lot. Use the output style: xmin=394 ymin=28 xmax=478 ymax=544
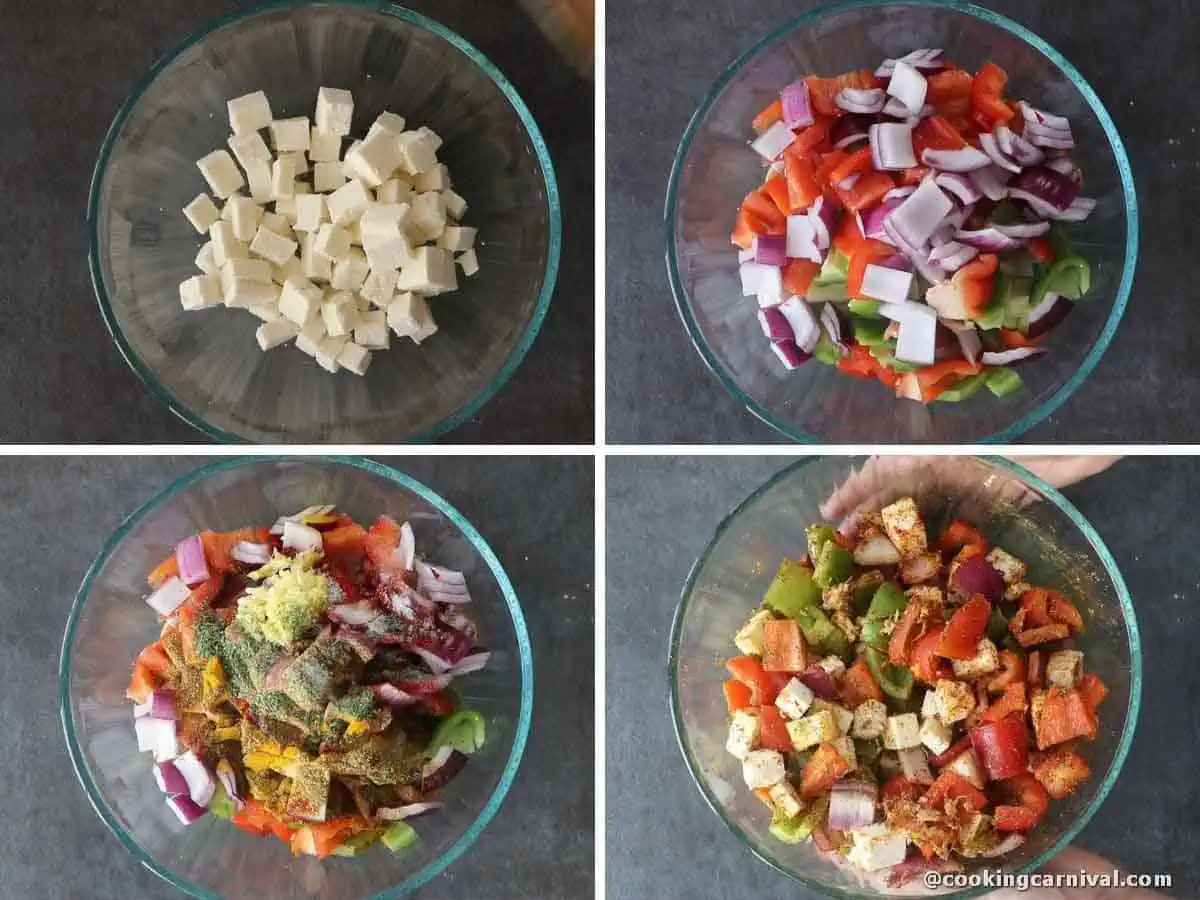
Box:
xmin=442 ymin=188 xmax=468 ymax=220
xmin=406 ymin=191 xmax=447 ymax=242
xmin=227 ymin=91 xmax=273 ymax=135
xmin=314 ymin=334 xmax=348 ymax=373
xmin=256 ymin=318 xmax=298 ymax=350
xmin=920 ymin=689 xmax=940 ymax=720
xmin=786 ymin=710 xmax=838 ymax=751
xmin=363 ymin=229 xmax=414 ymax=275
xmin=360 ymin=269 xmax=398 ymax=309
xmin=810 ymin=698 xmax=853 ymax=736
xmin=774 ymin=677 xmax=814 ymax=721
xmin=919 ymin=716 xmax=952 ymax=756
xmin=344 ymin=132 xmax=404 ymax=187
xmin=326 ymin=178 xmax=372 ymax=225
xmin=377 ymin=178 xmax=413 ymax=204
xmin=195 ymin=242 xmax=218 ymax=275
xmin=457 ymin=249 xmax=480 ymax=276
xmin=951 ymin=638 xmax=1000 ymax=679
xmin=179 ymin=274 xmax=222 ymax=311
xmin=261 ymin=211 xmax=294 ymax=237
xmin=336 ymin=341 xmax=372 ymax=376
xmin=366 ymin=111 xmax=407 ymax=139
xmin=438 ymin=225 xmax=477 ymax=253
xmin=934 ymin=679 xmax=976 ymax=725
xmin=222 ymin=276 xmax=277 ymax=309
xmin=294 ymin=319 xmax=327 ymax=357
xmin=986 ymin=547 xmax=1028 ymax=585
xmin=228 ymin=132 xmax=272 ymax=169
xmin=768 ymin=781 xmax=804 ymax=819
xmin=278 ymin=150 xmax=307 ymax=176
xmin=847 ymin=824 xmax=908 ymax=872
xmin=313 ymin=223 xmax=352 ymax=262
xmin=249 ymin=225 xmax=298 ymax=266
xmin=293 ymin=195 xmax=327 ymax=233
xmin=270 ymin=117 xmax=311 ymax=153
xmin=725 ymin=709 xmax=760 ymax=760
xmin=220 ymin=257 xmax=271 ymax=283
xmin=197 ymin=150 xmax=245 ymax=199
xmin=829 ymin=735 xmax=857 ymax=769
xmin=278 ymin=276 xmax=323 ymax=326
xmin=905 ymin=584 xmax=944 ymax=608
xmin=226 ymin=196 xmax=264 ymax=242
xmin=883 ymin=713 xmax=922 ymax=750
xmin=1046 ymin=650 xmax=1084 ymax=689
xmin=386 ymin=291 xmax=437 ymax=342
xmin=309 ymin=128 xmax=343 ymax=163
xmin=271 ymin=156 xmax=297 ymax=200
xmin=332 ymin=250 xmax=371 ymax=292
xmin=354 ymin=310 xmax=389 ymax=350
xmin=244 ymin=160 xmax=273 ymax=203
xmin=742 ymin=750 xmax=786 ymax=790
xmin=897 ymin=746 xmax=933 ymax=783
xmin=851 ymin=699 xmax=887 ymax=740
xmin=272 ymin=255 xmax=303 ymax=284
xmin=880 ymin=497 xmax=928 ymax=560
xmin=315 ymin=87 xmax=354 ymax=137
xmin=816 ymin=656 xmax=846 ymax=680
xmin=733 ymin=609 xmax=773 ymax=656
xmin=414 ymin=163 xmax=450 ymax=192
xmin=321 ymin=292 xmax=358 ymax=337
xmin=899 ymin=551 xmax=943 ymax=586
xmin=209 ymin=221 xmax=247 ymax=267
xmin=396 ymin=246 xmax=457 ymax=296
xmin=396 ymin=130 xmax=439 ymax=174
xmin=313 ymin=161 xmax=346 ymax=193
xmin=183 ymin=193 xmax=221 ymax=234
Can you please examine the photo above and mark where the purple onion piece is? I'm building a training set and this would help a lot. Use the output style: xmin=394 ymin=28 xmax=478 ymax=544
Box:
xmin=955 ymin=228 xmax=1024 ymax=252
xmin=421 ymin=747 xmax=469 ymax=792
xmin=758 ymin=306 xmax=792 ymax=342
xmin=781 ymin=79 xmax=814 ymax=129
xmin=1009 ymin=166 xmax=1080 ymax=212
xmin=980 ymin=347 xmax=1047 ymax=366
xmin=934 ymin=173 xmax=982 ymax=206
xmin=1026 ymin=292 xmax=1072 ymax=338
xmin=770 ymin=340 xmax=808 ymax=371
xmin=921 ymin=146 xmax=991 ymax=172
xmin=168 ymin=794 xmax=208 ymax=825
xmin=979 ymin=132 xmax=1021 ymax=174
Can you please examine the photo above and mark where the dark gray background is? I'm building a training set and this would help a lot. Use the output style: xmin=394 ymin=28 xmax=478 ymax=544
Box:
xmin=607 ymin=455 xmax=1196 ymax=898
xmin=606 ymin=0 xmax=1197 ymax=443
xmin=1 ymin=0 xmax=593 ymax=443
xmin=0 ymin=455 xmax=593 ymax=899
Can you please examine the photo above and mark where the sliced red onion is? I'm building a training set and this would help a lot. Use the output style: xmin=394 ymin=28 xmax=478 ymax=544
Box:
xmin=388 ymin=582 xmax=437 ymax=620
xmin=328 ymin=602 xmax=379 ymax=626
xmin=980 ymin=347 xmax=1047 ymax=366
xmin=888 ymin=179 xmax=953 ymax=247
xmin=751 ymin=121 xmax=795 ymax=161
xmin=449 ymin=651 xmax=492 ymax=676
xmin=175 ymin=535 xmax=209 ymax=586
xmin=786 ymin=215 xmax=821 ymax=263
xmin=1019 ymin=102 xmax=1071 ymax=131
xmin=282 ymin=521 xmax=323 ymax=553
xmin=215 ymin=759 xmax=245 ymax=811
xmin=809 ymin=197 xmax=836 ymax=251
xmin=997 ymin=125 xmax=1045 ymax=167
xmin=903 ymin=104 xmax=935 ymax=125
xmin=982 ymin=834 xmax=1027 ymax=858
xmin=231 ymin=541 xmax=271 ymax=565
xmin=758 ymin=306 xmax=791 ymax=342
xmin=737 ymin=247 xmax=755 ymax=263
xmin=740 ymin=261 xmax=783 ymax=301
xmin=929 ymin=240 xmax=969 ymax=263
xmin=416 ymin=561 xmax=472 ymax=605
xmin=947 ymin=322 xmax=982 ymax=364
xmin=837 ymin=172 xmax=861 ymax=191
xmin=856 ymin=199 xmax=901 ymax=242
xmin=798 ymin=666 xmax=839 ymax=699
xmin=781 ymin=80 xmax=814 ymax=129
xmin=372 ymin=683 xmax=421 ymax=707
xmin=1008 ymin=165 xmax=1079 ymax=212
xmin=886 ymin=60 xmax=927 ymax=115
xmin=820 ymin=304 xmax=848 ymax=355
xmin=861 ymin=264 xmax=913 ymax=304
xmin=134 ymin=689 xmax=177 ymax=721
xmin=753 ymin=233 xmax=787 ymax=267
xmin=395 ymin=522 xmax=416 ymax=572
xmin=398 ymin=672 xmax=454 ymax=695
xmin=146 ymin=576 xmax=190 ymax=617
xmin=951 ymin=555 xmax=1005 ymax=602
xmin=835 ymin=87 xmax=886 ymax=115
xmin=898 ymin=746 xmax=933 ymax=783
xmin=270 ymin=505 xmax=335 ymax=535
xmin=883 ymin=218 xmax=947 ymax=285
xmin=422 ymin=746 xmax=469 ymax=792
xmin=828 ymin=781 xmax=877 ymax=831
xmin=893 ymin=304 xmax=938 ymax=365
xmin=1044 ymin=155 xmax=1082 ymax=184
xmin=869 ymin=122 xmax=916 ymax=170
xmin=439 ymin=608 xmax=478 ymax=643
xmin=770 ymin=340 xmax=808 ymax=371
xmin=153 ymin=760 xmax=189 ymax=796
xmin=883 ymin=185 xmax=916 ymax=202
xmin=875 ymin=48 xmax=943 ymax=77
xmin=968 ymin=165 xmax=1014 ymax=201
xmin=172 ymin=750 xmax=215 ymax=807
xmin=979 ymin=132 xmax=1021 ymax=174
xmin=168 ymin=794 xmax=208 ymax=825
xmin=921 ymin=146 xmax=991 ymax=172
xmin=1024 ymin=119 xmax=1075 ymax=149
xmin=413 ymin=646 xmax=455 ymax=676
xmin=939 ymin=244 xmax=980 ymax=273
xmin=955 ymin=228 xmax=1023 ymax=252
xmin=1052 ymin=196 xmax=1096 ymax=222
xmin=831 ymin=115 xmax=870 ymax=149
xmin=779 ymin=297 xmax=820 ymax=352
xmin=881 ymin=97 xmax=911 ymax=118
xmin=933 ymin=173 xmax=981 ymax=205
xmin=377 ymin=802 xmax=444 ymax=821
xmin=995 ymin=221 xmax=1051 ymax=239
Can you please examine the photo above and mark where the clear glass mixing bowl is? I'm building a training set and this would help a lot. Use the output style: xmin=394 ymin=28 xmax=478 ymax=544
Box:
xmin=669 ymin=456 xmax=1139 ymax=897
xmin=61 ymin=457 xmax=533 ymax=899
xmin=89 ymin=1 xmax=560 ymax=442
xmin=666 ymin=1 xmax=1137 ymax=443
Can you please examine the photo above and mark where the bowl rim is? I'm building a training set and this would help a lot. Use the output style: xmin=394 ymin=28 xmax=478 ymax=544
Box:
xmin=663 ymin=0 xmax=1139 ymax=444
xmin=87 ymin=0 xmax=562 ymax=444
xmin=58 ymin=455 xmax=535 ymax=899
xmin=667 ymin=455 xmax=1142 ymax=899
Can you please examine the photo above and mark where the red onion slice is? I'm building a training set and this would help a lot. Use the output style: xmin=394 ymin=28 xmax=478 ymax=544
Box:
xmin=929 ymin=240 xmax=969 ymax=263
xmin=798 ymin=665 xmax=839 ymax=699
xmin=758 ymin=306 xmax=791 ymax=342
xmin=979 ymin=132 xmax=1021 ymax=174
xmin=173 ymin=750 xmax=215 ymax=807
xmin=997 ymin=125 xmax=1045 ymax=167
xmin=397 ymin=673 xmax=454 ymax=695
xmin=395 ymin=522 xmax=416 ymax=572
xmin=439 ymin=608 xmax=478 ymax=643
xmin=786 ymin=215 xmax=821 ymax=263
xmin=980 ymin=347 xmax=1047 ymax=366
xmin=888 ymin=179 xmax=953 ymax=247
xmin=955 ymin=228 xmax=1024 ymax=252
xmin=820 ymin=304 xmax=848 ymax=355
xmin=770 ymin=340 xmax=809 ymax=371
xmin=327 ymin=602 xmax=379 ymax=626
xmin=934 ymin=173 xmax=982 ymax=205
xmin=861 ymin=263 xmax=913 ymax=304
xmin=883 ymin=218 xmax=947 ymax=285
xmin=875 ymin=48 xmax=943 ymax=77
xmin=1008 ymin=165 xmax=1079 ymax=211
xmin=1052 ymin=196 xmax=1096 ymax=222
xmin=146 ymin=577 xmax=190 ymax=617
xmin=135 ymin=716 xmax=179 ymax=762
xmin=216 ymin=759 xmax=245 ymax=811
xmin=809 ymin=197 xmax=836 ymax=251
xmin=859 ymin=198 xmax=904 ymax=241
xmin=780 ymin=297 xmax=820 ymax=352
xmin=231 ymin=541 xmax=271 ymax=565
xmin=134 ymin=689 xmax=177 ymax=721
xmin=781 ymin=80 xmax=814 ymax=129
xmin=947 ymin=322 xmax=982 ymax=364
xmin=418 ymin=563 xmax=470 ymax=604
xmin=1044 ymin=155 xmax=1082 ymax=184
xmin=869 ymin=122 xmax=916 ymax=171
xmin=898 ymin=746 xmax=933 ymax=783
xmin=951 ymin=554 xmax=1006 ymax=602
xmin=982 ymin=834 xmax=1027 ymax=858
xmin=377 ymin=802 xmax=444 ymax=821
xmin=270 ymin=505 xmax=336 ymax=535
xmin=883 ymin=185 xmax=917 ymax=202
xmin=414 ymin=646 xmax=455 ymax=676
xmin=168 ymin=794 xmax=208 ymax=825
xmin=753 ymin=233 xmax=787 ymax=266
xmin=886 ymin=60 xmax=928 ymax=115
xmin=1019 ymin=101 xmax=1071 ymax=131
xmin=422 ymin=746 xmax=469 ymax=792
xmin=995 ymin=221 xmax=1051 ymax=239
xmin=831 ymin=115 xmax=871 ymax=149
xmin=175 ymin=535 xmax=209 ymax=586
xmin=448 ymin=651 xmax=492 ymax=676
xmin=1024 ymin=124 xmax=1075 ymax=150
xmin=921 ymin=146 xmax=991 ymax=172
xmin=751 ymin=121 xmax=796 ymax=161
xmin=939 ymin=244 xmax=980 ymax=273
xmin=372 ymin=683 xmax=421 ymax=707
xmin=282 ymin=521 xmax=323 ymax=553
xmin=828 ymin=781 xmax=877 ymax=831
xmin=153 ymin=760 xmax=189 ymax=797
xmin=968 ymin=165 xmax=1014 ymax=201
xmin=835 ymin=87 xmax=886 ymax=115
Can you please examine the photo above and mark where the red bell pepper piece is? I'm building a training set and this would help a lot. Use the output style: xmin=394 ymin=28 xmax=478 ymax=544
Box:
xmin=731 ymin=207 xmax=770 ymax=250
xmin=970 ymin=712 xmax=1030 ymax=780
xmin=1034 ymin=687 xmax=1098 ymax=749
xmin=761 ymin=618 xmax=807 ymax=672
xmin=988 ymin=650 xmax=1027 ymax=694
xmin=1029 ymin=236 xmax=1056 ymax=264
xmin=840 ymin=657 xmax=885 ymax=708
xmin=1012 ymin=587 xmax=1052 ymax=631
xmin=722 ymin=678 xmax=754 ymax=713
xmin=1048 ymin=592 xmax=1084 ymax=633
xmin=926 ymin=69 xmax=973 ymax=119
xmin=882 ymin=776 xmax=927 ymax=805
xmin=800 ymin=742 xmax=851 ymax=797
xmin=938 ymin=520 xmax=988 ymax=556
xmin=793 ymin=116 xmax=834 ymax=155
xmin=843 ymin=170 xmax=895 ymax=213
xmin=993 ymin=773 xmax=1049 ymax=832
xmin=805 ymin=70 xmax=876 ymax=117
xmin=921 ymin=770 xmax=987 ymax=812
xmin=957 ymin=252 xmax=1000 ymax=318
xmin=726 ymin=655 xmax=778 ymax=705
xmin=1031 ymin=747 xmax=1092 ymax=799
xmin=981 ymin=682 xmax=1027 ymax=724
xmin=783 ymin=148 xmax=822 ymax=210
xmin=910 ymin=624 xmax=953 ymax=684
xmin=833 ymin=209 xmax=865 ymax=258
xmin=829 ymin=147 xmax=873 ymax=186
xmin=757 ymin=705 xmax=794 ymax=751
xmin=928 ymin=737 xmax=973 ymax=769
xmin=1077 ymin=673 xmax=1109 ymax=714
xmin=937 ymin=597 xmax=992 ymax=659
xmin=762 ymin=174 xmax=793 ymax=218
xmin=752 ymin=98 xmax=784 ymax=133
xmin=912 ymin=115 xmax=967 ymax=157
xmin=781 ymin=259 xmax=821 ymax=297
xmin=1027 ymin=650 xmax=1047 ymax=689
xmin=971 ymin=61 xmax=1015 ymax=123
xmin=741 ymin=188 xmax=787 ymax=233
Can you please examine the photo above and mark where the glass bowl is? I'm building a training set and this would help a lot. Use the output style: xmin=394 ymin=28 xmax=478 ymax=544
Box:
xmin=665 ymin=0 xmax=1137 ymax=443
xmin=60 ymin=457 xmax=533 ymax=899
xmin=668 ymin=456 xmax=1140 ymax=898
xmin=89 ymin=1 xmax=560 ymax=443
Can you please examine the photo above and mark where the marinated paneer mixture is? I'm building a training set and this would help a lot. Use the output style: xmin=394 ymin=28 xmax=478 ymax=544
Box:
xmin=723 ymin=498 xmax=1108 ymax=886
xmin=128 ymin=506 xmax=489 ymax=859
xmin=736 ymin=49 xmax=1093 ymax=403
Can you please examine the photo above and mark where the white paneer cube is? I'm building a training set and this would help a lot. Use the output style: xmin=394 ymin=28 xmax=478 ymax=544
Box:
xmin=734 ymin=609 xmax=773 ymax=656
xmin=196 ymin=150 xmax=244 ymax=199
xmin=851 ymin=699 xmax=888 ymax=740
xmin=300 ymin=234 xmax=333 ymax=281
xmin=879 ymin=497 xmax=927 ymax=560
xmin=774 ymin=677 xmax=814 ymax=721
xmin=934 ymin=679 xmax=976 ymax=725
xmin=726 ymin=710 xmax=760 ymax=760
xmin=270 ymin=117 xmax=311 ymax=152
xmin=245 ymin=302 xmax=280 ymax=322
xmin=810 ymin=698 xmax=854 ymax=736
xmin=361 ymin=202 xmax=411 ymax=236
xmin=395 ymin=246 xmax=457 ymax=296
xmin=336 ymin=341 xmax=372 ymax=376
xmin=244 ymin=159 xmax=273 ymax=203
xmin=293 ymin=194 xmax=327 ymax=233
xmin=768 ymin=782 xmax=804 ymax=819
xmin=920 ymin=689 xmax=941 ymax=720
xmin=227 ymin=91 xmax=272 ymax=135
xmin=442 ymin=188 xmax=468 ymax=220
xmin=221 ymin=258 xmax=271 ymax=283
xmin=183 ymin=193 xmax=221 ymax=233
xmin=945 ymin=748 xmax=986 ymax=788
xmin=326 ymin=178 xmax=372 ymax=225
xmin=415 ymin=126 xmax=442 ymax=151
xmin=986 ymin=547 xmax=1028 ymax=585
xmin=396 ymin=129 xmax=439 ymax=174
xmin=195 ymin=242 xmax=218 ymax=275
xmin=377 ymin=178 xmax=414 ymax=204
xmin=951 ymin=638 xmax=1000 ymax=679
xmin=883 ymin=713 xmax=921 ymax=750
xmin=278 ymin=276 xmax=323 ymax=326
xmin=294 ymin=181 xmax=312 ymax=195
xmin=366 ymin=111 xmax=407 ymax=139
xmin=313 ymin=223 xmax=351 ymax=262
xmin=438 ymin=225 xmax=477 ymax=252
xmin=742 ymin=750 xmax=786 ymax=790
xmin=272 ymin=255 xmax=303 ymax=284
xmin=407 ymin=191 xmax=447 ymax=242
xmin=222 ymin=276 xmax=277 ymax=310
xmin=309 ymin=127 xmax=343 ymax=163
xmin=256 ymin=318 xmax=298 ymax=350
xmin=227 ymin=196 xmax=264 ymax=242
xmin=260 ymin=212 xmax=293 ymax=237
xmin=816 ymin=656 xmax=847 ymax=681
xmin=179 ymin=274 xmax=222 ymax=310
xmin=354 ymin=310 xmax=389 ymax=350
xmin=271 ymin=156 xmax=297 ymax=200
xmin=897 ymin=746 xmax=933 ymax=783
xmin=1005 ymin=581 xmax=1033 ymax=603
xmin=847 ymin=825 xmax=908 ymax=872
xmin=209 ymin=221 xmax=247 ymax=267
xmin=315 ymin=87 xmax=355 ymax=137
xmin=220 ymin=195 xmax=238 ymax=222
xmin=341 ymin=139 xmax=362 ymax=178
xmin=274 ymin=196 xmax=297 ymax=221
xmin=457 ymin=249 xmax=479 ymax=277
xmin=314 ymin=334 xmax=348 ymax=373
xmin=363 ymin=229 xmax=413 ymax=274
xmin=331 ymin=250 xmax=370 ymax=292
xmin=321 ymin=292 xmax=359 ymax=337
xmin=830 ymin=735 xmax=857 ymax=769
xmin=919 ymin=716 xmax=952 ymax=756
xmin=293 ymin=319 xmax=326 ymax=356
xmin=786 ymin=710 xmax=838 ymax=751
xmin=312 ymin=161 xmax=346 ymax=193
xmin=279 ymin=150 xmax=308 ymax=176
xmin=228 ymin=132 xmax=272 ymax=169
xmin=344 ymin=132 xmax=404 ymax=187
xmin=249 ymin=225 xmax=298 ymax=266
xmin=414 ymin=163 xmax=450 ymax=193
xmin=386 ymin=291 xmax=437 ymax=342
xmin=360 ymin=269 xmax=398 ymax=309
xmin=1046 ymin=650 xmax=1084 ymax=689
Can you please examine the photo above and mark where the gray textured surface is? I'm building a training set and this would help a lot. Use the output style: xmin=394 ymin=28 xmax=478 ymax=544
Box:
xmin=607 ymin=455 xmax=1197 ymax=898
xmin=0 ymin=455 xmax=593 ymax=899
xmin=0 ymin=0 xmax=592 ymax=443
xmin=606 ymin=0 xmax=1195 ymax=443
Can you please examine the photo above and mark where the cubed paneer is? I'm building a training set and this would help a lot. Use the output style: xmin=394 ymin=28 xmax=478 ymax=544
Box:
xmin=330 ymin=249 xmax=370 ymax=292
xmin=227 ymin=90 xmax=273 ymax=135
xmin=179 ymin=274 xmax=222 ymax=311
xmin=197 ymin=150 xmax=245 ymax=199
xmin=883 ymin=713 xmax=921 ymax=750
xmin=313 ymin=161 xmax=346 ymax=193
xmin=336 ymin=341 xmax=372 ymax=376
xmin=734 ymin=609 xmax=773 ymax=656
xmin=183 ymin=193 xmax=221 ymax=233
xmin=905 ymin=584 xmax=944 ymax=608
xmin=457 ymin=250 xmax=479 ymax=277
xmin=816 ymin=656 xmax=846 ymax=680
xmin=1005 ymin=581 xmax=1033 ymax=603
xmin=830 ymin=735 xmax=857 ymax=769
xmin=934 ymin=679 xmax=976 ymax=725
xmin=361 ymin=202 xmax=412 ymax=236
xmin=768 ymin=781 xmax=804 ymax=819
xmin=360 ymin=269 xmax=398 ymax=309
xmin=897 ymin=746 xmax=932 ymax=783
xmin=919 ymin=716 xmax=952 ymax=756
xmin=249 ymin=225 xmax=298 ymax=266
xmin=313 ymin=223 xmax=352 ymax=262
xmin=270 ymin=117 xmax=311 ymax=153
xmin=245 ymin=159 xmax=273 ymax=203
xmin=272 ymin=255 xmax=303 ymax=284
xmin=847 ymin=824 xmax=908 ymax=872
xmin=742 ymin=749 xmax=786 ymax=790
xmin=774 ymin=677 xmax=815 ymax=721
xmin=209 ymin=221 xmax=247 ymax=267
xmin=227 ymin=132 xmax=272 ymax=169
xmin=880 ymin=497 xmax=927 ymax=560
xmin=344 ymin=132 xmax=404 ymax=187
xmin=951 ymin=638 xmax=1000 ymax=679
xmin=278 ymin=276 xmax=323 ymax=326
xmin=414 ymin=163 xmax=450 ymax=192
xmin=326 ymin=178 xmax=372 ymax=225
xmin=377 ymin=178 xmax=413 ymax=204
xmin=256 ymin=318 xmax=298 ymax=350
xmin=406 ymin=190 xmax=447 ymax=242
xmin=395 ymin=246 xmax=457 ymax=296
xmin=227 ymin=196 xmax=264 ymax=242
xmin=220 ymin=256 xmax=271 ymax=286
xmin=786 ymin=710 xmax=838 ymax=751
xmin=363 ymin=229 xmax=414 ymax=274
xmin=386 ymin=290 xmax=437 ymax=343
xmin=1030 ymin=688 xmax=1047 ymax=730
xmin=315 ymin=87 xmax=354 ymax=137
xmin=442 ymin=188 xmax=468 ymax=220
xmin=314 ymin=334 xmax=348 ymax=373
xmin=810 ymin=698 xmax=854 ymax=736
xmin=1046 ymin=650 xmax=1084 ymax=689
xmin=354 ymin=310 xmax=389 ymax=350
xmin=945 ymin=747 xmax=986 ymax=788
xmin=438 ymin=225 xmax=477 ymax=253
xmin=366 ymin=111 xmax=407 ymax=139
xmin=986 ymin=547 xmax=1028 ymax=585
xmin=851 ymin=699 xmax=887 ymax=740
xmin=321 ymin=293 xmax=358 ymax=337
xmin=920 ymin=689 xmax=940 ymax=720
xmin=899 ymin=551 xmax=943 ymax=585
xmin=271 ymin=156 xmax=297 ymax=200
xmin=725 ymin=709 xmax=760 ymax=760
xmin=294 ymin=319 xmax=327 ymax=358
xmin=299 ymin=233 xmax=333 ymax=281
xmin=293 ymin=195 xmax=327 ymax=233
xmin=396 ymin=129 xmax=439 ymax=174
xmin=310 ymin=128 xmax=343 ymax=163
xmin=195 ymin=242 xmax=218 ymax=275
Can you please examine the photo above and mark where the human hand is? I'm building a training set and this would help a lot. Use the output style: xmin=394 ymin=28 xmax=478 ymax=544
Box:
xmin=984 ymin=847 xmax=1169 ymax=899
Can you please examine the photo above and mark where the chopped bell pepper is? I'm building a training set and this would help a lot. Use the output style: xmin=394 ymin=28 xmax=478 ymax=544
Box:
xmin=1031 ymin=747 xmax=1092 ymax=799
xmin=937 ymin=597 xmax=992 ymax=659
xmin=800 ymin=741 xmax=851 ymax=797
xmin=866 ymin=647 xmax=914 ymax=700
xmin=1034 ymin=686 xmax=1098 ymax=749
xmin=813 ymin=540 xmax=854 ymax=588
xmin=910 ymin=624 xmax=953 ymax=684
xmin=971 ymin=61 xmax=1014 ymax=123
xmin=840 ymin=657 xmax=885 ymax=708
xmin=723 ymin=678 xmax=754 ymax=713
xmin=763 ymin=559 xmax=823 ymax=619
xmin=970 ymin=712 xmax=1030 ymax=780
xmin=762 ymin=618 xmax=807 ymax=672
xmin=921 ymin=770 xmax=987 ymax=812
xmin=758 ymin=705 xmax=795 ymax=751
xmin=993 ymin=773 xmax=1049 ymax=832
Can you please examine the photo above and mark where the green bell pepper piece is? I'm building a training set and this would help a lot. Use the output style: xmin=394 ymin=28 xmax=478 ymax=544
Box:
xmin=867 ymin=647 xmax=914 ymax=700
xmin=814 ymin=250 xmax=849 ymax=285
xmin=769 ymin=795 xmax=830 ymax=844
xmin=208 ymin=783 xmax=236 ymax=820
xmin=813 ymin=541 xmax=854 ymax=589
xmin=381 ymin=822 xmax=419 ymax=852
xmin=854 ymin=738 xmax=882 ymax=766
xmin=866 ymin=582 xmax=908 ymax=620
xmin=333 ymin=829 xmax=382 ymax=858
xmin=848 ymin=298 xmax=881 ymax=317
xmin=806 ymin=524 xmax=838 ymax=562
xmin=430 ymin=708 xmax=487 ymax=755
xmin=986 ymin=368 xmax=1024 ymax=397
xmin=1048 ymin=224 xmax=1074 ymax=261
xmin=934 ymin=372 xmax=989 ymax=403
xmin=813 ymin=332 xmax=842 ymax=366
xmin=852 ymin=571 xmax=885 ymax=616
xmin=852 ymin=317 xmax=889 ymax=346
xmin=763 ymin=559 xmax=822 ymax=619
xmin=869 ymin=343 xmax=921 ymax=373
xmin=987 ymin=606 xmax=1010 ymax=644
xmin=1032 ymin=256 xmax=1091 ymax=304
